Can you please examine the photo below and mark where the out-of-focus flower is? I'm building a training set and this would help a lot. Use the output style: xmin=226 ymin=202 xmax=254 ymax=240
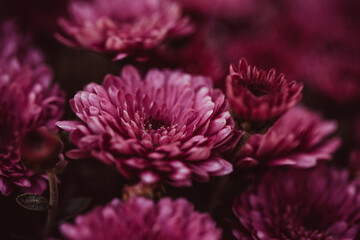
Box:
xmin=226 ymin=39 xmax=298 ymax=80
xmin=0 ymin=22 xmax=65 ymax=196
xmin=57 ymin=66 xmax=238 ymax=186
xmin=60 ymin=197 xmax=222 ymax=240
xmin=56 ymin=0 xmax=193 ymax=60
xmin=0 ymin=21 xmax=43 ymax=66
xmin=232 ymin=167 xmax=360 ymax=239
xmin=226 ymin=58 xmax=302 ymax=131
xmin=301 ymin=54 xmax=360 ymax=105
xmin=20 ymin=128 xmax=64 ymax=174
xmin=355 ymin=116 xmax=360 ymax=147
xmin=236 ymin=106 xmax=341 ymax=168
xmin=349 ymin=150 xmax=360 ymax=179
xmin=155 ymin=33 xmax=225 ymax=84
xmin=180 ymin=0 xmax=261 ymax=20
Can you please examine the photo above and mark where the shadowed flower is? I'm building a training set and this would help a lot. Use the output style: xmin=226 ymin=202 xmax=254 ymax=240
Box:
xmin=236 ymin=106 xmax=341 ymax=168
xmin=302 ymin=54 xmax=360 ymax=105
xmin=226 ymin=58 xmax=303 ymax=131
xmin=57 ymin=66 xmax=238 ymax=186
xmin=180 ymin=0 xmax=261 ymax=20
xmin=56 ymin=0 xmax=193 ymax=60
xmin=0 ymin=20 xmax=43 ymax=66
xmin=0 ymin=22 xmax=65 ymax=196
xmin=233 ymin=168 xmax=360 ymax=239
xmin=61 ymin=197 xmax=222 ymax=240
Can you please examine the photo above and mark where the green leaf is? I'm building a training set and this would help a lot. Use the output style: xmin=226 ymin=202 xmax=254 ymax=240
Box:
xmin=16 ymin=193 xmax=50 ymax=211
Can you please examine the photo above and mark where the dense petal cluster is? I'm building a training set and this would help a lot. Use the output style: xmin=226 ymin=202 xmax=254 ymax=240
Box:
xmin=226 ymin=58 xmax=303 ymax=123
xmin=233 ymin=168 xmax=360 ymax=239
xmin=61 ymin=197 xmax=222 ymax=240
xmin=0 ymin=22 xmax=65 ymax=196
xmin=56 ymin=0 xmax=193 ymax=60
xmin=58 ymin=66 xmax=237 ymax=186
xmin=236 ymin=106 xmax=341 ymax=168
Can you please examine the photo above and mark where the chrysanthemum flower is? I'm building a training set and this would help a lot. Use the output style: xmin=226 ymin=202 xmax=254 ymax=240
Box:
xmin=56 ymin=0 xmax=193 ymax=60
xmin=0 ymin=22 xmax=65 ymax=196
xmin=57 ymin=66 xmax=237 ymax=186
xmin=61 ymin=197 xmax=222 ymax=240
xmin=233 ymin=168 xmax=360 ymax=239
xmin=236 ymin=106 xmax=341 ymax=168
xmin=226 ymin=58 xmax=303 ymax=129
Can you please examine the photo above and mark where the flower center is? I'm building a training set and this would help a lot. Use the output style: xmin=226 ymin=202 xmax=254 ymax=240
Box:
xmin=246 ymin=84 xmax=271 ymax=97
xmin=145 ymin=118 xmax=169 ymax=131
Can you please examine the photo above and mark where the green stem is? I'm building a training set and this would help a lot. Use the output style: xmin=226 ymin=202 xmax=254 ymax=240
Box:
xmin=208 ymin=131 xmax=253 ymax=213
xmin=45 ymin=170 xmax=58 ymax=237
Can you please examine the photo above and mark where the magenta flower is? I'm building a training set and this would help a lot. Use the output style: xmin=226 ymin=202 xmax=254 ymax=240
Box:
xmin=226 ymin=58 xmax=303 ymax=126
xmin=0 ymin=21 xmax=43 ymax=66
xmin=57 ymin=66 xmax=237 ymax=186
xmin=56 ymin=0 xmax=193 ymax=60
xmin=0 ymin=22 xmax=65 ymax=196
xmin=236 ymin=106 xmax=341 ymax=168
xmin=233 ymin=167 xmax=360 ymax=239
xmin=61 ymin=197 xmax=221 ymax=240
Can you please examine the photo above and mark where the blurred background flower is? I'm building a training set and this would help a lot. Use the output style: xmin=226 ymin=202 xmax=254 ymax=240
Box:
xmin=61 ymin=197 xmax=222 ymax=240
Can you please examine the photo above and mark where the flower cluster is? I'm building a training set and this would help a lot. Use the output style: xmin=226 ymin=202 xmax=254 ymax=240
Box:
xmin=1 ymin=0 xmax=359 ymax=239
xmin=0 ymin=22 xmax=65 ymax=196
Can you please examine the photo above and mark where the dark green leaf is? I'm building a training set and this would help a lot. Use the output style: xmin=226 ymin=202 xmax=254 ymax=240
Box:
xmin=16 ymin=193 xmax=50 ymax=211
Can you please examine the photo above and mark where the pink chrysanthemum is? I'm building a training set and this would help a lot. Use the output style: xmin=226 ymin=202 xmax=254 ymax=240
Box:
xmin=56 ymin=0 xmax=193 ymax=60
xmin=236 ymin=106 xmax=341 ymax=168
xmin=226 ymin=58 xmax=303 ymax=124
xmin=61 ymin=197 xmax=222 ymax=240
xmin=233 ymin=168 xmax=360 ymax=239
xmin=0 ymin=22 xmax=65 ymax=196
xmin=57 ymin=66 xmax=237 ymax=186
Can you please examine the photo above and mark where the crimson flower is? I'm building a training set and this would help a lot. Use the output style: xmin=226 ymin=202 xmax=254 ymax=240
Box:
xmin=56 ymin=0 xmax=193 ymax=60
xmin=233 ymin=167 xmax=360 ymax=239
xmin=0 ymin=21 xmax=65 ymax=196
xmin=57 ymin=66 xmax=238 ymax=186
xmin=301 ymin=54 xmax=360 ymax=105
xmin=226 ymin=58 xmax=303 ymax=131
xmin=61 ymin=197 xmax=222 ymax=240
xmin=236 ymin=106 xmax=341 ymax=168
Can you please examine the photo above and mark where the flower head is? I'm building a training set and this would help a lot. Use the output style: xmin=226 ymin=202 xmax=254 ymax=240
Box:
xmin=56 ymin=0 xmax=193 ymax=60
xmin=226 ymin=58 xmax=303 ymax=131
xmin=0 ymin=22 xmax=65 ymax=196
xmin=60 ymin=197 xmax=222 ymax=240
xmin=57 ymin=66 xmax=237 ymax=186
xmin=233 ymin=167 xmax=360 ymax=239
xmin=236 ymin=106 xmax=341 ymax=168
